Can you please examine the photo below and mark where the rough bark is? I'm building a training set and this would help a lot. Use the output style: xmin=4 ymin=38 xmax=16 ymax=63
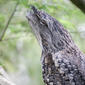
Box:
xmin=26 ymin=6 xmax=85 ymax=85
xmin=70 ymin=0 xmax=85 ymax=13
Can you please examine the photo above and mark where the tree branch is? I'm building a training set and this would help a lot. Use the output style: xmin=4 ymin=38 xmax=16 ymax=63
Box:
xmin=0 ymin=2 xmax=19 ymax=41
xmin=0 ymin=67 xmax=15 ymax=85
xmin=70 ymin=0 xmax=85 ymax=13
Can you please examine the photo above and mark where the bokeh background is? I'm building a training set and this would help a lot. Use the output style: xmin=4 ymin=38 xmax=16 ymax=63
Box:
xmin=0 ymin=0 xmax=85 ymax=85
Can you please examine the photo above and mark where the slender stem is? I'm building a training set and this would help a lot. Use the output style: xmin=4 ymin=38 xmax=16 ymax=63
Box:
xmin=0 ymin=2 xmax=19 ymax=41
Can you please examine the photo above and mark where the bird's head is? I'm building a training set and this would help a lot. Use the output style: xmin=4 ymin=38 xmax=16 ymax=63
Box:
xmin=26 ymin=6 xmax=72 ymax=53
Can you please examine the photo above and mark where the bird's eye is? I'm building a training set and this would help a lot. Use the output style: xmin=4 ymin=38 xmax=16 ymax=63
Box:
xmin=40 ymin=21 xmax=44 ymax=25
xmin=40 ymin=20 xmax=48 ymax=27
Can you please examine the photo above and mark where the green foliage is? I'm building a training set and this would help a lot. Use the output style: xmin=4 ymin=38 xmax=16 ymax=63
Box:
xmin=18 ymin=0 xmax=29 ymax=7
xmin=0 ymin=0 xmax=85 ymax=85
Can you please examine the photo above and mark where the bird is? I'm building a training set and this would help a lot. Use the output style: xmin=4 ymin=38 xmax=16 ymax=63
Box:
xmin=26 ymin=6 xmax=85 ymax=85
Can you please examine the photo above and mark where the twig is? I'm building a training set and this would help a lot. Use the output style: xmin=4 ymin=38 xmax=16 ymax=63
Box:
xmin=0 ymin=2 xmax=19 ymax=41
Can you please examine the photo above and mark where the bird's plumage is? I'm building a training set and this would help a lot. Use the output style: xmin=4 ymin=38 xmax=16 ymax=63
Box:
xmin=26 ymin=6 xmax=85 ymax=85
